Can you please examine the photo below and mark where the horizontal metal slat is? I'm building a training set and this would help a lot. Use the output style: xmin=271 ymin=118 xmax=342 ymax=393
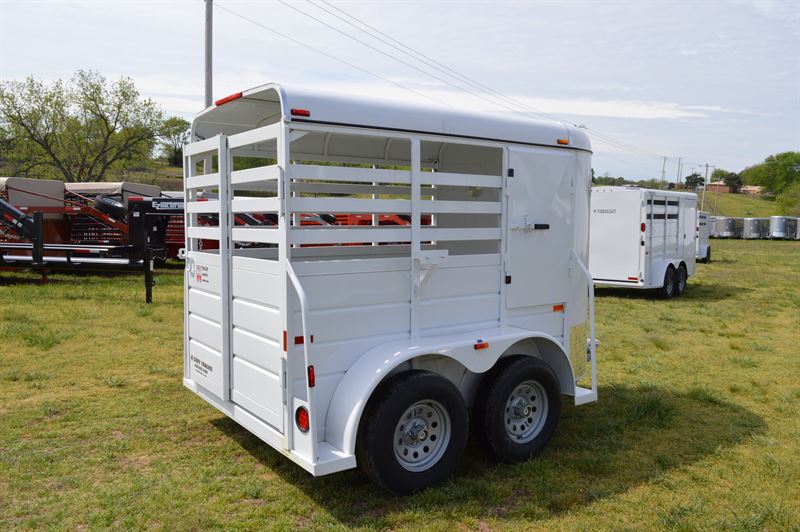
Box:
xmin=187 ymin=226 xmax=220 ymax=240
xmin=186 ymin=173 xmax=220 ymax=189
xmin=421 ymin=172 xmax=502 ymax=188
xmin=289 ymin=227 xmax=410 ymax=245
xmin=231 ymin=227 xmax=281 ymax=244
xmin=424 ymin=200 xmax=500 ymax=214
xmin=291 ymin=197 xmax=409 ymax=214
xmin=421 ymin=227 xmax=501 ymax=241
xmin=185 ymin=137 xmax=220 ymax=157
xmin=228 ymin=123 xmax=280 ymax=149
xmin=186 ymin=200 xmax=220 ymax=213
xmin=288 ymin=164 xmax=411 ymax=184
xmin=232 ymin=197 xmax=280 ymax=213
xmin=231 ymin=165 xmax=280 ymax=185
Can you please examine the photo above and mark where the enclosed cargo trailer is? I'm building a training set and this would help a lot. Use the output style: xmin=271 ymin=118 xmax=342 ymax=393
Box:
xmin=696 ymin=210 xmax=711 ymax=262
xmin=589 ymin=187 xmax=697 ymax=298
xmin=742 ymin=218 xmax=767 ymax=239
xmin=182 ymin=83 xmax=597 ymax=494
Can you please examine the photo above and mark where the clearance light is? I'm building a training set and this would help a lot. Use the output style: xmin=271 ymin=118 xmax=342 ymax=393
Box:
xmin=553 ymin=304 xmax=564 ymax=312
xmin=307 ymin=366 xmax=316 ymax=388
xmin=641 ymin=223 xmax=646 ymax=232
xmin=557 ymin=138 xmax=570 ymax=145
xmin=290 ymin=108 xmax=311 ymax=117
xmin=295 ymin=406 xmax=310 ymax=433
xmin=628 ymin=276 xmax=639 ymax=281
xmin=474 ymin=339 xmax=489 ymax=350
xmin=214 ymin=92 xmax=243 ymax=106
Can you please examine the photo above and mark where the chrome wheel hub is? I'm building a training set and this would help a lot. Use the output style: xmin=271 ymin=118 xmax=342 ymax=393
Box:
xmin=504 ymin=380 xmax=548 ymax=443
xmin=394 ymin=400 xmax=450 ymax=472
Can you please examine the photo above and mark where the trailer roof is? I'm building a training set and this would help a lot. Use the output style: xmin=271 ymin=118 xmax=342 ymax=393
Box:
xmin=591 ymin=186 xmax=698 ymax=199
xmin=192 ymin=83 xmax=591 ymax=152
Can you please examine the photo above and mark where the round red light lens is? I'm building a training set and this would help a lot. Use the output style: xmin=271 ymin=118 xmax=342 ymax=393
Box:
xmin=295 ymin=406 xmax=310 ymax=433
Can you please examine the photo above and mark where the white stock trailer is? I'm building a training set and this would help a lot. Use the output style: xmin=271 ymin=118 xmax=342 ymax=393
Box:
xmin=589 ymin=187 xmax=697 ymax=298
xmin=182 ymin=83 xmax=597 ymax=494
xmin=696 ymin=210 xmax=711 ymax=262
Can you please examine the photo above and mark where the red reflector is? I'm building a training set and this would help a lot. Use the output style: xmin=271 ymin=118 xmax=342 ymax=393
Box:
xmin=290 ymin=108 xmax=311 ymax=117
xmin=628 ymin=276 xmax=639 ymax=281
xmin=283 ymin=330 xmax=288 ymax=352
xmin=641 ymin=222 xmax=646 ymax=232
xmin=215 ymin=92 xmax=242 ymax=106
xmin=129 ymin=196 xmax=144 ymax=202
xmin=294 ymin=334 xmax=314 ymax=345
xmin=295 ymin=406 xmax=310 ymax=433
xmin=474 ymin=340 xmax=489 ymax=350
xmin=553 ymin=304 xmax=564 ymax=312
xmin=307 ymin=365 xmax=316 ymax=388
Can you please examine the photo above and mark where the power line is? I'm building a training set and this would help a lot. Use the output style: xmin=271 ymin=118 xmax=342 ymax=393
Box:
xmin=311 ymin=0 xmax=671 ymax=161
xmin=217 ymin=1 xmax=707 ymax=172
xmin=214 ymin=2 xmax=455 ymax=109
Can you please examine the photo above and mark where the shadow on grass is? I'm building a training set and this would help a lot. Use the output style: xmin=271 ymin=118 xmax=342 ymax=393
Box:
xmin=595 ymin=283 xmax=750 ymax=302
xmin=212 ymin=383 xmax=763 ymax=527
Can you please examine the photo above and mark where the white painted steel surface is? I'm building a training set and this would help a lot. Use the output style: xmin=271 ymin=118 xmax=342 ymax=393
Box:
xmin=590 ymin=187 xmax=697 ymax=290
xmin=183 ymin=83 xmax=596 ymax=477
xmin=696 ymin=211 xmax=711 ymax=259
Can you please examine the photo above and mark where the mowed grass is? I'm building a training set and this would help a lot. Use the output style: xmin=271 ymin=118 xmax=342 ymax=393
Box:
xmin=1 ymin=240 xmax=799 ymax=530
xmin=702 ymin=192 xmax=778 ymax=217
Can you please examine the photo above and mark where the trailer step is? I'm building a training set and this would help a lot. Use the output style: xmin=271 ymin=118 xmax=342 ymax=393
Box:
xmin=574 ymin=386 xmax=597 ymax=405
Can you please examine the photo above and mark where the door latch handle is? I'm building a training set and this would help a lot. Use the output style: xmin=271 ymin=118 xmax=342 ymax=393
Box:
xmin=511 ymin=215 xmax=550 ymax=232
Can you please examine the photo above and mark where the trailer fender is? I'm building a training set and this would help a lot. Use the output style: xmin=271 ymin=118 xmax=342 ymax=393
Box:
xmin=324 ymin=330 xmax=573 ymax=456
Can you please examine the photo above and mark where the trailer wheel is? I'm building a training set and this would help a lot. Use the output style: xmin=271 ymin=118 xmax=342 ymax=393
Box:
xmin=475 ymin=357 xmax=561 ymax=462
xmin=658 ymin=266 xmax=676 ymax=299
xmin=357 ymin=370 xmax=468 ymax=495
xmin=676 ymin=264 xmax=688 ymax=295
xmin=94 ymin=195 xmax=126 ymax=218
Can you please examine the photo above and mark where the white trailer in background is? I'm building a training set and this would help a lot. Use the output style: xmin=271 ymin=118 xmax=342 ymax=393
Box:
xmin=590 ymin=187 xmax=697 ymax=298
xmin=182 ymin=83 xmax=597 ymax=494
xmin=742 ymin=218 xmax=767 ymax=239
xmin=696 ymin=210 xmax=711 ymax=263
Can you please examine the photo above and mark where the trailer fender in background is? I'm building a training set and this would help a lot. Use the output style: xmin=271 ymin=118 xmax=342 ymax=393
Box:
xmin=324 ymin=329 xmax=575 ymax=456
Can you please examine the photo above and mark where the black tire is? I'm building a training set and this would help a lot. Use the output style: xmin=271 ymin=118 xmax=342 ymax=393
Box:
xmin=676 ymin=264 xmax=688 ymax=296
xmin=357 ymin=370 xmax=468 ymax=495
xmin=94 ymin=195 xmax=126 ymax=218
xmin=658 ymin=266 xmax=676 ymax=299
xmin=705 ymin=247 xmax=711 ymax=263
xmin=475 ymin=357 xmax=561 ymax=462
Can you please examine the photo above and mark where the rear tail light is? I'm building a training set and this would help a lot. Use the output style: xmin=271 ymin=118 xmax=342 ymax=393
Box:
xmin=295 ymin=406 xmax=310 ymax=433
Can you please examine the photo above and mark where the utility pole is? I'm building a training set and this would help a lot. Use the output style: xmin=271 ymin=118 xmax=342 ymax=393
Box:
xmin=675 ymin=157 xmax=682 ymax=188
xmin=660 ymin=156 xmax=667 ymax=190
xmin=205 ymin=0 xmax=213 ymax=108
xmin=701 ymin=163 xmax=709 ymax=211
xmin=203 ymin=0 xmax=213 ymax=175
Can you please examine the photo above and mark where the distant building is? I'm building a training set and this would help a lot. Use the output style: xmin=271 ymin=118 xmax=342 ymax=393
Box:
xmin=740 ymin=185 xmax=763 ymax=196
xmin=707 ymin=181 xmax=731 ymax=194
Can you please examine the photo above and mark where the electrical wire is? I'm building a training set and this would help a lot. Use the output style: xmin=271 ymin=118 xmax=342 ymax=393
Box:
xmin=214 ymin=2 xmax=455 ymax=108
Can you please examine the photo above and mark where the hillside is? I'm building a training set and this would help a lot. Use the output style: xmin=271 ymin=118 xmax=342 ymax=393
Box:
xmin=699 ymin=192 xmax=778 ymax=217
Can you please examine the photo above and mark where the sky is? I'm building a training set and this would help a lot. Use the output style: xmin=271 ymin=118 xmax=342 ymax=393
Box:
xmin=1 ymin=0 xmax=798 ymax=182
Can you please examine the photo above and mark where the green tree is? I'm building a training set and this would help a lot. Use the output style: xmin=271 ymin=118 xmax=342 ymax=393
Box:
xmin=722 ymin=172 xmax=743 ymax=193
xmin=159 ymin=116 xmax=190 ymax=167
xmin=740 ymin=152 xmax=800 ymax=195
xmin=0 ymin=70 xmax=162 ymax=182
xmin=710 ymin=168 xmax=729 ymax=182
xmin=684 ymin=172 xmax=704 ymax=190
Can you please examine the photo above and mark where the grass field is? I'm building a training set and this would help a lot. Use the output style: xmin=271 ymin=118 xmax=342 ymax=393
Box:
xmin=701 ymin=192 xmax=778 ymax=218
xmin=1 ymin=239 xmax=799 ymax=530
